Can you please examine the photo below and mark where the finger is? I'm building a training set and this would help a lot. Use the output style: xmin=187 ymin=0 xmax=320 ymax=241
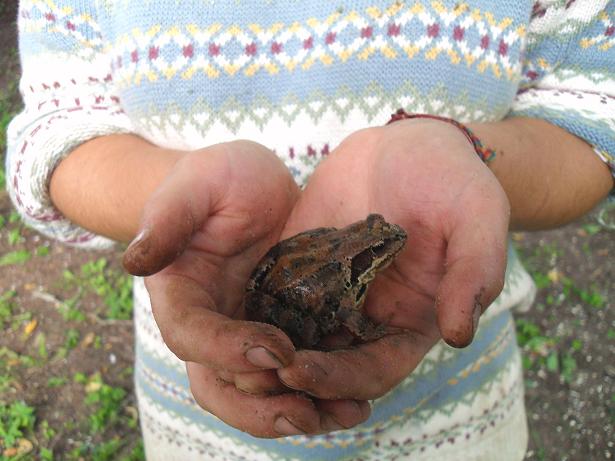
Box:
xmin=233 ymin=369 xmax=289 ymax=395
xmin=122 ymin=161 xmax=211 ymax=276
xmin=436 ymin=195 xmax=509 ymax=348
xmin=146 ymin=274 xmax=295 ymax=372
xmin=278 ymin=331 xmax=436 ymax=400
xmin=315 ymin=399 xmax=371 ymax=431
xmin=187 ymin=363 xmax=368 ymax=437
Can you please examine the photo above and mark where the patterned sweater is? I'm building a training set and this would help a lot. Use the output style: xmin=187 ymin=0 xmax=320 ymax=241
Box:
xmin=6 ymin=1 xmax=615 ymax=460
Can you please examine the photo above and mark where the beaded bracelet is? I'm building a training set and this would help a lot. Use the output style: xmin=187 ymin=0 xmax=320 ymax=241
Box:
xmin=386 ymin=109 xmax=497 ymax=163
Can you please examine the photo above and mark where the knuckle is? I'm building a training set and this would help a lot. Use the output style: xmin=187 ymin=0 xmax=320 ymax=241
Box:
xmin=158 ymin=326 xmax=190 ymax=361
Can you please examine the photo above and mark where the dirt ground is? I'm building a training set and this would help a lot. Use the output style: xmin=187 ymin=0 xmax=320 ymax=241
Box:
xmin=1 ymin=2 xmax=613 ymax=460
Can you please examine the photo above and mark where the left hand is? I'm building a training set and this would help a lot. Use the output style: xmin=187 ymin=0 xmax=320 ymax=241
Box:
xmin=277 ymin=117 xmax=511 ymax=401
xmin=123 ymin=141 xmax=370 ymax=437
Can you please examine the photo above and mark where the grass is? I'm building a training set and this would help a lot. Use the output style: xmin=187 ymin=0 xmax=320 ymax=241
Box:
xmin=513 ymin=229 xmax=609 ymax=387
xmin=0 ymin=401 xmax=36 ymax=451
xmin=0 ymin=208 xmax=140 ymax=460
xmin=62 ymin=258 xmax=134 ymax=320
xmin=0 ymin=369 xmax=142 ymax=460
xmin=0 ymin=14 xmax=142 ymax=460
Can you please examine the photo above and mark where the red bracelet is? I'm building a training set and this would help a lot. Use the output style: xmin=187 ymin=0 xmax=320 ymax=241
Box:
xmin=386 ymin=109 xmax=497 ymax=163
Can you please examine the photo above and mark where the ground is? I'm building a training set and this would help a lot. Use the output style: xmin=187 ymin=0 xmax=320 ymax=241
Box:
xmin=0 ymin=3 xmax=613 ymax=461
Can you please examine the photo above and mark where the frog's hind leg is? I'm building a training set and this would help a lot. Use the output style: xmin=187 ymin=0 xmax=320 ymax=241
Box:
xmin=244 ymin=291 xmax=319 ymax=349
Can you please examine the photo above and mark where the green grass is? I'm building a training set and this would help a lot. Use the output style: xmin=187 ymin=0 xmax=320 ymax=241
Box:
xmin=0 ymin=250 xmax=31 ymax=266
xmin=62 ymin=258 xmax=134 ymax=320
xmin=0 ymin=401 xmax=36 ymax=451
xmin=84 ymin=376 xmax=128 ymax=433
xmin=0 ymin=290 xmax=17 ymax=329
xmin=515 ymin=319 xmax=579 ymax=384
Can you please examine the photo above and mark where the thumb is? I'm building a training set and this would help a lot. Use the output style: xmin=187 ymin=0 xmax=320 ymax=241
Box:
xmin=436 ymin=205 xmax=509 ymax=348
xmin=122 ymin=162 xmax=211 ymax=276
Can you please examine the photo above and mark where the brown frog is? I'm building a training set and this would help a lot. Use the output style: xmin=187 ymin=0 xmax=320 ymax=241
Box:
xmin=243 ymin=214 xmax=407 ymax=350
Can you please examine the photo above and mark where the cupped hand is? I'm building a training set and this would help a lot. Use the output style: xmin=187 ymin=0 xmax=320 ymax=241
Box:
xmin=278 ymin=118 xmax=511 ymax=401
xmin=122 ymin=140 xmax=370 ymax=437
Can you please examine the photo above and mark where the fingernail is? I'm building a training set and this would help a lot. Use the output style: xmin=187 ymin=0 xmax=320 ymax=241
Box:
xmin=123 ymin=228 xmax=153 ymax=275
xmin=321 ymin=414 xmax=345 ymax=431
xmin=274 ymin=417 xmax=305 ymax=436
xmin=127 ymin=228 xmax=150 ymax=250
xmin=246 ymin=347 xmax=283 ymax=369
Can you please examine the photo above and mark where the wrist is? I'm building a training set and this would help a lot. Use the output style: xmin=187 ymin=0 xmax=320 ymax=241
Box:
xmin=50 ymin=134 xmax=183 ymax=242
xmin=466 ymin=118 xmax=613 ymax=230
xmin=386 ymin=110 xmax=497 ymax=163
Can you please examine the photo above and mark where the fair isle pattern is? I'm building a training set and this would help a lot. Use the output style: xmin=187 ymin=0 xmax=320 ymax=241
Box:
xmin=19 ymin=0 xmax=103 ymax=50
xmin=529 ymin=0 xmax=610 ymax=38
xmin=580 ymin=9 xmax=615 ymax=50
xmin=132 ymin=82 xmax=505 ymax=133
xmin=137 ymin=373 xmax=524 ymax=461
xmin=6 ymin=46 xmax=131 ymax=248
xmin=109 ymin=2 xmax=525 ymax=83
xmin=134 ymin=305 xmax=518 ymax=437
xmin=23 ymin=1 xmax=528 ymax=82
xmin=135 ymin=327 xmax=523 ymax=461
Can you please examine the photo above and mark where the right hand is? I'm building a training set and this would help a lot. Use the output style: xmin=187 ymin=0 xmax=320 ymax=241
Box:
xmin=122 ymin=140 xmax=370 ymax=437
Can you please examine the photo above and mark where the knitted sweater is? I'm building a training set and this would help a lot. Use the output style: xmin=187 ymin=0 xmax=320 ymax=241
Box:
xmin=7 ymin=1 xmax=615 ymax=460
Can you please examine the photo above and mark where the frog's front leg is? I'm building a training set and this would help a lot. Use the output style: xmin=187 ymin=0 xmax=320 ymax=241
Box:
xmin=336 ymin=306 xmax=386 ymax=343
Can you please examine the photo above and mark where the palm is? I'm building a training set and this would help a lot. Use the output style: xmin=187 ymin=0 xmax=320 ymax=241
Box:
xmin=124 ymin=140 xmax=302 ymax=367
xmin=158 ymin=198 xmax=292 ymax=318
xmin=124 ymin=141 xmax=375 ymax=437
xmin=277 ymin=120 xmax=510 ymax=400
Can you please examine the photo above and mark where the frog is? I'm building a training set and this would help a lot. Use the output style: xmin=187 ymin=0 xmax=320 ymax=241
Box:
xmin=243 ymin=214 xmax=407 ymax=350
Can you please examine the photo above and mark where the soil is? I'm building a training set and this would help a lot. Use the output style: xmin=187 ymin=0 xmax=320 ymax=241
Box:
xmin=0 ymin=2 xmax=613 ymax=460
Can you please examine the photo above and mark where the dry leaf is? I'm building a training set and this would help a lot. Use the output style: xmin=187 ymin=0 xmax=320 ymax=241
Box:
xmin=81 ymin=332 xmax=96 ymax=349
xmin=125 ymin=405 xmax=139 ymax=420
xmin=23 ymin=319 xmax=38 ymax=338
xmin=85 ymin=380 xmax=102 ymax=393
xmin=3 ymin=438 xmax=34 ymax=456
xmin=547 ymin=269 xmax=560 ymax=283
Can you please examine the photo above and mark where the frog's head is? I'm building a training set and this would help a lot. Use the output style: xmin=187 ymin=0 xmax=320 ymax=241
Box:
xmin=349 ymin=214 xmax=407 ymax=303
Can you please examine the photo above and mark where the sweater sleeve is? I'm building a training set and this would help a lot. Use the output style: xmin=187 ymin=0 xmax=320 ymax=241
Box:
xmin=6 ymin=0 xmax=134 ymax=248
xmin=509 ymin=0 xmax=615 ymax=185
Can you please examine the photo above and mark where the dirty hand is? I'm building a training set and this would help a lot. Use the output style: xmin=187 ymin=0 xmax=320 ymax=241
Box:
xmin=278 ymin=118 xmax=510 ymax=401
xmin=122 ymin=141 xmax=369 ymax=437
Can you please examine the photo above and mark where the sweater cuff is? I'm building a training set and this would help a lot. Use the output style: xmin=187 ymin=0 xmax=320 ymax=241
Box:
xmin=6 ymin=105 xmax=133 ymax=248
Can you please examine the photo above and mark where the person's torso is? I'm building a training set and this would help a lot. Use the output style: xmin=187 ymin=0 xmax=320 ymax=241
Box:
xmin=96 ymin=0 xmax=533 ymax=184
